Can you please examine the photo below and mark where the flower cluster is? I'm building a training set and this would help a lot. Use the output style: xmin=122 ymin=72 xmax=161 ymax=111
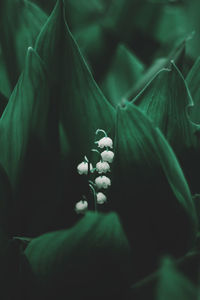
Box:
xmin=75 ymin=129 xmax=114 ymax=213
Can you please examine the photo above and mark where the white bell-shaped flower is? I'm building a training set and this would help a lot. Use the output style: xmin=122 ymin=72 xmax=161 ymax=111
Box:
xmin=101 ymin=150 xmax=114 ymax=163
xmin=95 ymin=176 xmax=111 ymax=189
xmin=77 ymin=161 xmax=93 ymax=175
xmin=97 ymin=192 xmax=107 ymax=204
xmin=97 ymin=137 xmax=113 ymax=149
xmin=96 ymin=161 xmax=110 ymax=174
xmin=75 ymin=200 xmax=88 ymax=214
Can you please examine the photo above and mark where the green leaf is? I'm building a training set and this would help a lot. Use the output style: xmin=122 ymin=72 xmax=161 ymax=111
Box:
xmin=156 ymin=257 xmax=198 ymax=300
xmin=131 ymin=62 xmax=200 ymax=193
xmin=186 ymin=56 xmax=200 ymax=124
xmin=0 ymin=0 xmax=47 ymax=91
xmin=0 ymin=48 xmax=49 ymax=188
xmin=100 ymin=44 xmax=144 ymax=107
xmin=24 ymin=212 xmax=131 ymax=300
xmin=35 ymin=0 xmax=115 ymax=160
xmin=0 ymin=48 xmax=65 ymax=236
xmin=126 ymin=41 xmax=186 ymax=101
xmin=132 ymin=62 xmax=198 ymax=151
xmin=0 ymin=0 xmax=115 ymax=236
xmin=110 ymin=103 xmax=197 ymax=281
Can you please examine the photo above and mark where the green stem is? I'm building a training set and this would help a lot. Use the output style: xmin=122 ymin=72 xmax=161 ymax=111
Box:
xmin=84 ymin=156 xmax=89 ymax=163
xmin=91 ymin=149 xmax=101 ymax=156
xmin=96 ymin=129 xmax=107 ymax=137
xmin=89 ymin=183 xmax=97 ymax=212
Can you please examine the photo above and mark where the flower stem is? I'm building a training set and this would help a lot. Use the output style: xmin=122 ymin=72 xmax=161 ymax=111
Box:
xmin=91 ymin=149 xmax=101 ymax=156
xmin=95 ymin=129 xmax=107 ymax=137
xmin=89 ymin=183 xmax=97 ymax=212
xmin=84 ymin=156 xmax=89 ymax=162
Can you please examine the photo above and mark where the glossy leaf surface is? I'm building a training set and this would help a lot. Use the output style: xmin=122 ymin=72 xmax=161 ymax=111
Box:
xmin=110 ymin=103 xmax=197 ymax=280
xmin=25 ymin=212 xmax=131 ymax=300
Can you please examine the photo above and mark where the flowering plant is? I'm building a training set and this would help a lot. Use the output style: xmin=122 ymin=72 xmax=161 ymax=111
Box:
xmin=0 ymin=0 xmax=199 ymax=299
xmin=75 ymin=129 xmax=113 ymax=213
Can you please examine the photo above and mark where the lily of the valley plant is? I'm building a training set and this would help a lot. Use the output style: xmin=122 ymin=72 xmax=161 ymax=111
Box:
xmin=76 ymin=129 xmax=114 ymax=213
xmin=0 ymin=0 xmax=199 ymax=299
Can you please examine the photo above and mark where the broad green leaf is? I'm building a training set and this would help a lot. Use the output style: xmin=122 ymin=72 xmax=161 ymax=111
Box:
xmin=0 ymin=48 xmax=49 ymax=188
xmin=35 ymin=0 xmax=115 ymax=161
xmin=25 ymin=212 xmax=131 ymax=300
xmin=156 ymin=257 xmax=198 ymax=300
xmin=126 ymin=58 xmax=168 ymax=101
xmin=0 ymin=48 xmax=67 ymax=236
xmin=131 ymin=62 xmax=200 ymax=193
xmin=0 ymin=0 xmax=47 ymax=91
xmin=110 ymin=103 xmax=197 ymax=280
xmin=126 ymin=41 xmax=186 ymax=101
xmin=132 ymin=63 xmax=198 ymax=151
xmin=100 ymin=44 xmax=144 ymax=107
xmin=186 ymin=56 xmax=200 ymax=123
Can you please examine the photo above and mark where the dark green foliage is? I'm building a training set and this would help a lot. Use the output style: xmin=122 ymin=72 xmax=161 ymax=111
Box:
xmin=0 ymin=0 xmax=199 ymax=299
xmin=110 ymin=103 xmax=197 ymax=280
xmin=25 ymin=212 xmax=131 ymax=300
xmin=0 ymin=0 xmax=47 ymax=93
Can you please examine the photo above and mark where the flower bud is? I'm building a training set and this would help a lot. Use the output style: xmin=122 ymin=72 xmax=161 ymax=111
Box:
xmin=97 ymin=192 xmax=107 ymax=204
xmin=96 ymin=161 xmax=110 ymax=174
xmin=75 ymin=200 xmax=88 ymax=214
xmin=101 ymin=150 xmax=114 ymax=163
xmin=97 ymin=137 xmax=113 ymax=149
xmin=95 ymin=176 xmax=111 ymax=189
xmin=77 ymin=162 xmax=93 ymax=175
